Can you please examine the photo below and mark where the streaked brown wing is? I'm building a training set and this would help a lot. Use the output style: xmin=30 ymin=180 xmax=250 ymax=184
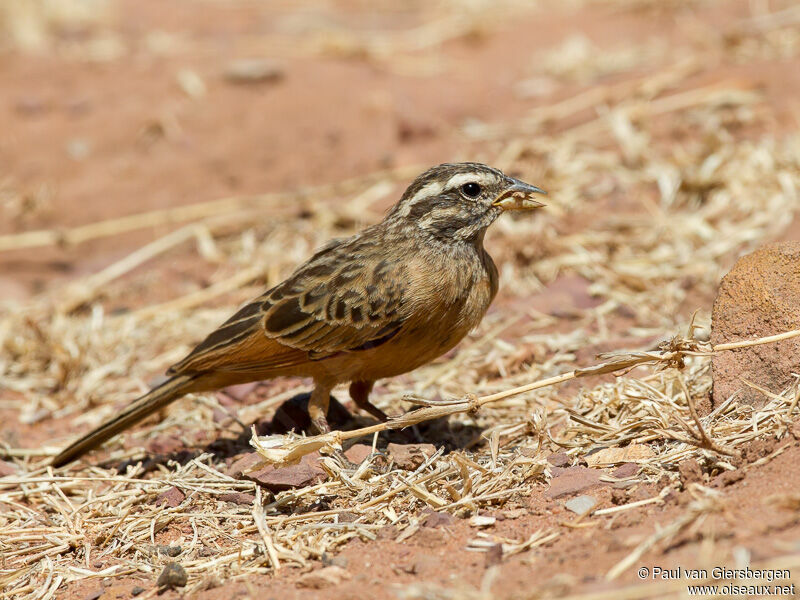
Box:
xmin=168 ymin=234 xmax=408 ymax=376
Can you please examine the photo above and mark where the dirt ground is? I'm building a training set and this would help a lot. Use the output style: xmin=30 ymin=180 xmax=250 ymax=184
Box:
xmin=2 ymin=1 xmax=800 ymax=599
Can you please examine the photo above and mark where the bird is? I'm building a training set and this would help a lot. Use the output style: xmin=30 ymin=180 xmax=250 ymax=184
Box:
xmin=52 ymin=162 xmax=545 ymax=468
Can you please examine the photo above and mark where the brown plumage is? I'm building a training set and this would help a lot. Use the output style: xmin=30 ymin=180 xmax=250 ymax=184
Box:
xmin=52 ymin=163 xmax=545 ymax=467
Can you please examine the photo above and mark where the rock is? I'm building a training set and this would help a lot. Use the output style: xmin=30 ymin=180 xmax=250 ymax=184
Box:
xmin=155 ymin=487 xmax=185 ymax=508
xmin=547 ymin=452 xmax=570 ymax=467
xmin=387 ymin=443 xmax=437 ymax=470
xmin=85 ymin=589 xmax=103 ymax=600
xmin=611 ymin=462 xmax=640 ymax=479
xmin=711 ymin=242 xmax=800 ymax=408
xmin=242 ymin=454 xmax=325 ymax=491
xmin=565 ymin=495 xmax=597 ymax=516
xmin=585 ymin=445 xmax=654 ymax=467
xmin=421 ymin=509 xmax=454 ymax=528
xmin=131 ymin=587 xmax=145 ymax=596
xmin=226 ymin=452 xmax=264 ymax=478
xmin=219 ymin=492 xmax=255 ymax=505
xmin=224 ymin=59 xmax=285 ymax=84
xmin=296 ymin=566 xmax=350 ymax=589
xmin=546 ymin=466 xmax=603 ymax=499
xmin=156 ymin=562 xmax=187 ymax=589
xmin=156 ymin=545 xmax=181 ymax=557
xmin=344 ymin=444 xmax=372 ymax=464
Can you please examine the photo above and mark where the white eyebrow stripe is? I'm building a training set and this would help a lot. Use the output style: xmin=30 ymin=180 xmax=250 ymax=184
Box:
xmin=397 ymin=181 xmax=444 ymax=216
xmin=444 ymin=172 xmax=495 ymax=190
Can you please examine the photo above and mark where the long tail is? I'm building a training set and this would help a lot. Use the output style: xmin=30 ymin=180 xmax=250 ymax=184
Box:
xmin=51 ymin=374 xmax=200 ymax=468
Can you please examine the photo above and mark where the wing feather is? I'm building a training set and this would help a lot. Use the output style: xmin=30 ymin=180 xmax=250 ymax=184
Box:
xmin=168 ymin=232 xmax=408 ymax=376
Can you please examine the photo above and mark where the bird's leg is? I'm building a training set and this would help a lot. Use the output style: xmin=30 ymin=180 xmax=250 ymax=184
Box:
xmin=349 ymin=380 xmax=389 ymax=421
xmin=309 ymin=382 xmax=356 ymax=470
xmin=308 ymin=383 xmax=332 ymax=435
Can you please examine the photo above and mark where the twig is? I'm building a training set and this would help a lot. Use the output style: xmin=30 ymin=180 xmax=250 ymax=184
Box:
xmin=251 ymin=329 xmax=800 ymax=466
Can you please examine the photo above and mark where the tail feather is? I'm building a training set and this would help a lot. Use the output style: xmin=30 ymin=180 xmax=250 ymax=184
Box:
xmin=51 ymin=374 xmax=199 ymax=468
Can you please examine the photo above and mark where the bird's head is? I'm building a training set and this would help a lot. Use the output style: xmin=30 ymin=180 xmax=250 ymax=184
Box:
xmin=386 ymin=162 xmax=546 ymax=243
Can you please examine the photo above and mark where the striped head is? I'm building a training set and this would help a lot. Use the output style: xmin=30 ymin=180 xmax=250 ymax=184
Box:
xmin=386 ymin=162 xmax=546 ymax=243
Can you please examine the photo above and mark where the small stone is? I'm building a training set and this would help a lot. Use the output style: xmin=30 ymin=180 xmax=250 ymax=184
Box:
xmin=547 ymin=452 xmax=570 ymax=467
xmin=224 ymin=59 xmax=285 ymax=84
xmin=156 ymin=545 xmax=182 ymax=557
xmin=131 ymin=587 xmax=145 ymax=596
xmin=219 ymin=492 xmax=255 ymax=505
xmin=155 ymin=487 xmax=185 ymax=508
xmin=296 ymin=565 xmax=350 ymax=589
xmin=387 ymin=443 xmax=436 ymax=470
xmin=546 ymin=466 xmax=603 ymax=499
xmin=344 ymin=444 xmax=372 ymax=464
xmin=156 ymin=562 xmax=187 ymax=589
xmin=711 ymin=242 xmax=800 ymax=408
xmin=84 ymin=589 xmax=103 ymax=600
xmin=484 ymin=543 xmax=504 ymax=568
xmin=243 ymin=454 xmax=325 ymax=491
xmin=612 ymin=462 xmax=640 ymax=479
xmin=226 ymin=452 xmax=264 ymax=478
xmin=565 ymin=495 xmax=597 ymax=516
xmin=421 ymin=509 xmax=454 ymax=528
xmin=469 ymin=515 xmax=496 ymax=528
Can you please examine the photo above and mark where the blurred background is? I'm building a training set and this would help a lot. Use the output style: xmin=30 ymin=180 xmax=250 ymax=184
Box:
xmin=1 ymin=1 xmax=800 ymax=598
xmin=2 ymin=0 xmax=797 ymax=303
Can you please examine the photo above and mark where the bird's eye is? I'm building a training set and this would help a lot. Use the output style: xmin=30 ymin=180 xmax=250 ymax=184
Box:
xmin=461 ymin=182 xmax=481 ymax=198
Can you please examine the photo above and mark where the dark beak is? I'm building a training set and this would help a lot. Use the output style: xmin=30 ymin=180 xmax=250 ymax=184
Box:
xmin=493 ymin=178 xmax=547 ymax=210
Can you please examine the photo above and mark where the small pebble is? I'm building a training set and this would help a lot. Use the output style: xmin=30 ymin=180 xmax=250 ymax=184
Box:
xmin=156 ymin=544 xmax=182 ymax=557
xmin=565 ymin=495 xmax=597 ymax=516
xmin=156 ymin=562 xmax=187 ymax=589
xmin=131 ymin=587 xmax=145 ymax=596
